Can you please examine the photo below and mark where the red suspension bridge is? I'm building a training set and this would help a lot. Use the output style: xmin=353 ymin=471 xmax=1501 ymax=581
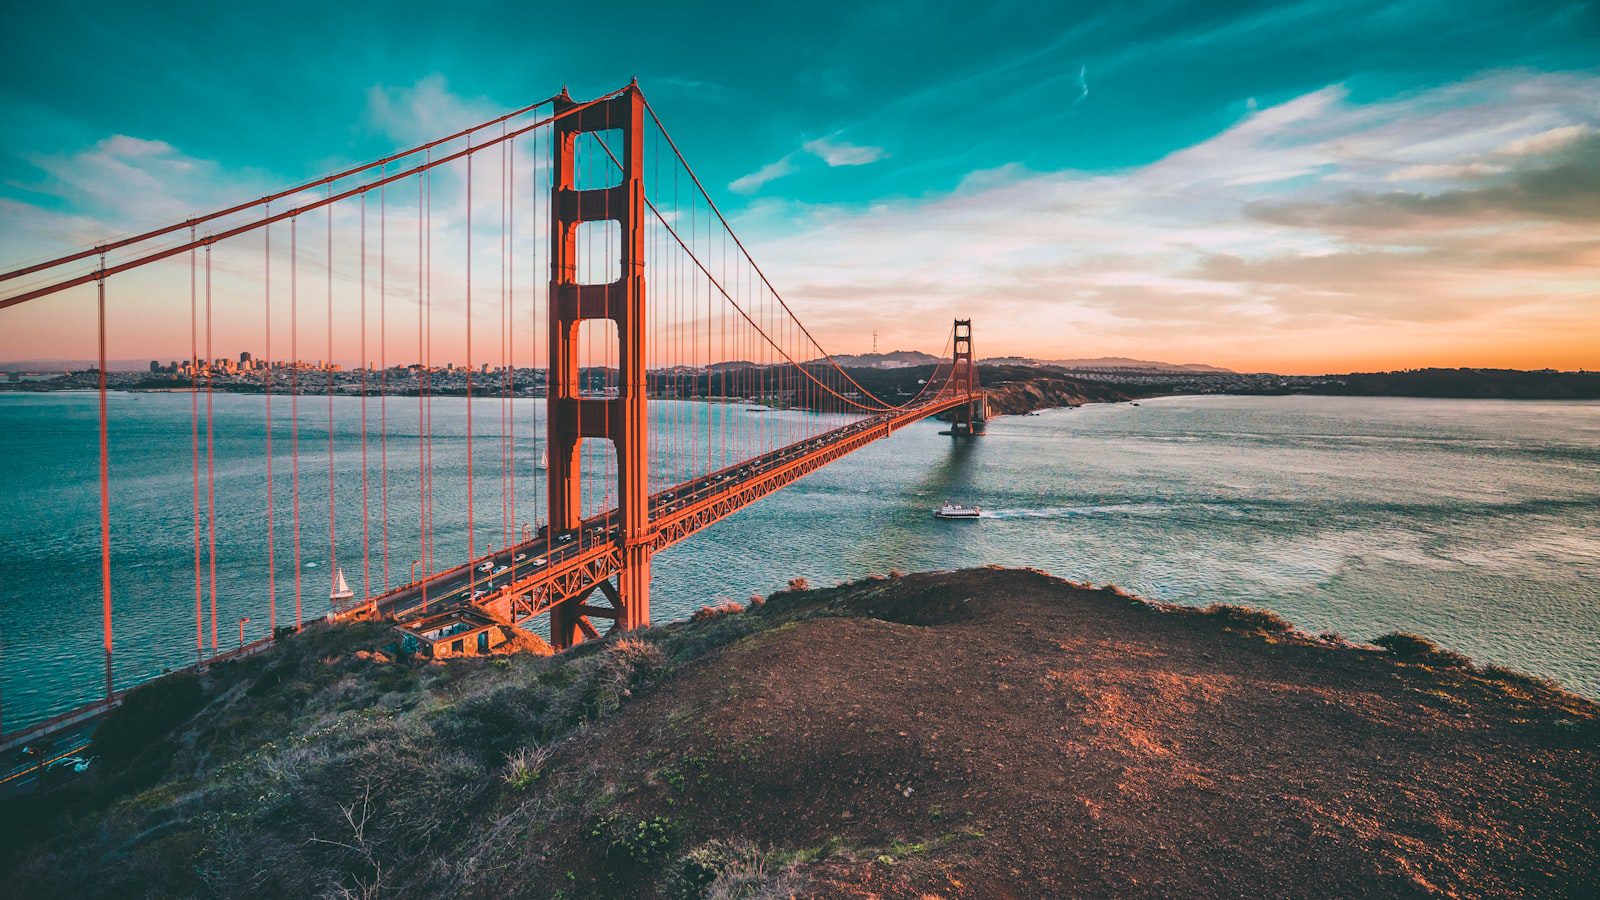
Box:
xmin=0 ymin=82 xmax=983 ymax=748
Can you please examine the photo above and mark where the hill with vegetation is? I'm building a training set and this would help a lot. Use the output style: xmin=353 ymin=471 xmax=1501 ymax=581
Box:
xmin=1298 ymin=368 xmax=1600 ymax=400
xmin=4 ymin=569 xmax=1596 ymax=898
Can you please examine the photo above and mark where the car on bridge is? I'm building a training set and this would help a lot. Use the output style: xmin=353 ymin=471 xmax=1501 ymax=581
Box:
xmin=46 ymin=756 xmax=91 ymax=775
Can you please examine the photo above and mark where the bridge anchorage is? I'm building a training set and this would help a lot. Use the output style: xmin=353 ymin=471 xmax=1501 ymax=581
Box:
xmin=0 ymin=79 xmax=987 ymax=742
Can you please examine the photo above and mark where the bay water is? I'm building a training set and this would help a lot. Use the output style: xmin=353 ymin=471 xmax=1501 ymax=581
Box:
xmin=2 ymin=392 xmax=1596 ymax=730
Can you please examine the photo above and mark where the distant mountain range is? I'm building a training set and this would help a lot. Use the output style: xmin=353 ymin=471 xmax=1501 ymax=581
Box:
xmin=826 ymin=350 xmax=944 ymax=368
xmin=823 ymin=351 xmax=1235 ymax=373
xmin=1 ymin=358 xmax=156 ymax=373
xmin=981 ymin=356 xmax=1235 ymax=373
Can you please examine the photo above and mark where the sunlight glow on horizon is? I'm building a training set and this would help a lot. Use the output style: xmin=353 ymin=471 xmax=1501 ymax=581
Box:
xmin=3 ymin=4 xmax=1598 ymax=375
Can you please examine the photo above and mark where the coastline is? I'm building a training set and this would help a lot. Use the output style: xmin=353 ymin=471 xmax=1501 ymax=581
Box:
xmin=4 ymin=567 xmax=1594 ymax=897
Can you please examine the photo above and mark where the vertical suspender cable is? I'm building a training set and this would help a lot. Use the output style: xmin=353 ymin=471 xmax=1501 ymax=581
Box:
xmin=96 ymin=263 xmax=113 ymax=700
xmin=327 ymin=193 xmax=337 ymax=608
xmin=507 ymin=133 xmax=516 ymax=549
xmin=466 ymin=145 xmax=475 ymax=566
xmin=380 ymin=170 xmax=390 ymax=592
xmin=292 ymin=218 xmax=303 ymax=630
xmin=189 ymin=231 xmax=202 ymax=662
xmin=361 ymin=193 xmax=370 ymax=601
xmin=417 ymin=168 xmax=426 ymax=602
xmin=205 ymin=245 xmax=218 ymax=653
xmin=265 ymin=212 xmax=276 ymax=635
xmin=425 ymin=160 xmax=434 ymax=579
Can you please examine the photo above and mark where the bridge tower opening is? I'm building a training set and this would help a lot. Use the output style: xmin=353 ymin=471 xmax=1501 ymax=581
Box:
xmin=546 ymin=84 xmax=652 ymax=649
xmin=950 ymin=318 xmax=986 ymax=436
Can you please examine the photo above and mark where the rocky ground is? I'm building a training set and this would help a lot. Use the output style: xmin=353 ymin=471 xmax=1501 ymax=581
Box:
xmin=4 ymin=568 xmax=1595 ymax=898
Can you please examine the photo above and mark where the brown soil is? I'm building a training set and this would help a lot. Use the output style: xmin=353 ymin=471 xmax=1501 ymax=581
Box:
xmin=520 ymin=568 xmax=1599 ymax=898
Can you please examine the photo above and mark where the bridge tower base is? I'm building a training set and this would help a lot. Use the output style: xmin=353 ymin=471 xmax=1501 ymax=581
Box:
xmin=547 ymin=84 xmax=652 ymax=650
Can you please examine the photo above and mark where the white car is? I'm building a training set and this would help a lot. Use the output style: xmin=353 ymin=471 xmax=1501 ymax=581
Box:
xmin=47 ymin=756 xmax=91 ymax=774
xmin=514 ymin=553 xmax=527 ymax=562
xmin=470 ymin=589 xmax=488 ymax=600
xmin=477 ymin=561 xmax=494 ymax=573
xmin=531 ymin=557 xmax=547 ymax=567
xmin=494 ymin=565 xmax=509 ymax=576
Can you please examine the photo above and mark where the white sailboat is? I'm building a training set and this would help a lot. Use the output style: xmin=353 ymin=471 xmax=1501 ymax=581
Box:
xmin=330 ymin=567 xmax=355 ymax=601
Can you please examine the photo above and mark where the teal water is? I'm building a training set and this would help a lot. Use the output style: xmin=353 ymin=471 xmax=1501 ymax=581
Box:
xmin=3 ymin=392 xmax=1598 ymax=729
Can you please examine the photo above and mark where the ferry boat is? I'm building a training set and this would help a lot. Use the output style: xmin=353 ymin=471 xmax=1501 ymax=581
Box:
xmin=934 ymin=501 xmax=981 ymax=520
xmin=330 ymin=568 xmax=354 ymax=602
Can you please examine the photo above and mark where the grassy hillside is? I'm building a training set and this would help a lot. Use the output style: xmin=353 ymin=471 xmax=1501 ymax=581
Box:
xmin=4 ymin=569 xmax=1596 ymax=898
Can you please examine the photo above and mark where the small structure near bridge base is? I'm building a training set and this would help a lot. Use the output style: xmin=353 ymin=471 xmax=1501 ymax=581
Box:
xmin=398 ymin=608 xmax=553 ymax=659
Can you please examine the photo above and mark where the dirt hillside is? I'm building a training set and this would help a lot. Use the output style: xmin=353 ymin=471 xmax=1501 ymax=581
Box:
xmin=5 ymin=568 xmax=1596 ymax=898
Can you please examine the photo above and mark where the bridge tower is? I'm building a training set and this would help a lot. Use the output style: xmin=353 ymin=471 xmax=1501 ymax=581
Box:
xmin=950 ymin=319 xmax=986 ymax=436
xmin=546 ymin=84 xmax=652 ymax=649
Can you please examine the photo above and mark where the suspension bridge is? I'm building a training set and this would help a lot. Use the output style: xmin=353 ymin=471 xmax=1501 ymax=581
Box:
xmin=0 ymin=81 xmax=984 ymax=755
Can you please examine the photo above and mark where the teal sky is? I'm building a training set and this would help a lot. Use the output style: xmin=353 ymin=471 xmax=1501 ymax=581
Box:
xmin=3 ymin=0 xmax=1598 ymax=371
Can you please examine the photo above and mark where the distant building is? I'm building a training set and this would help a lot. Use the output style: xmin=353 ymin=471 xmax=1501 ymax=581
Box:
xmin=240 ymin=351 xmax=253 ymax=365
xmin=149 ymin=360 xmax=160 ymax=373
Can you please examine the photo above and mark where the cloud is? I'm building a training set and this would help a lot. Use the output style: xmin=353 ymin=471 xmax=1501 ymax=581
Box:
xmin=730 ymin=155 xmax=798 ymax=194
xmin=1387 ymin=162 xmax=1506 ymax=181
xmin=730 ymin=133 xmax=887 ymax=194
xmin=1498 ymin=124 xmax=1593 ymax=157
xmin=731 ymin=70 xmax=1600 ymax=371
xmin=2 ymin=76 xmax=558 ymax=366
xmin=363 ymin=75 xmax=501 ymax=146
xmin=1253 ymin=131 xmax=1600 ymax=229
xmin=802 ymin=136 xmax=887 ymax=167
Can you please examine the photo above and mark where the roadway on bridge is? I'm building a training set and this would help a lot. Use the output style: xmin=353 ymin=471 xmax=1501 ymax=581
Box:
xmin=371 ymin=408 xmax=935 ymax=622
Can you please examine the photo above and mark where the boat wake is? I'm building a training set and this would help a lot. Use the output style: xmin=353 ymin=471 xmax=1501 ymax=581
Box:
xmin=982 ymin=502 xmax=1176 ymax=520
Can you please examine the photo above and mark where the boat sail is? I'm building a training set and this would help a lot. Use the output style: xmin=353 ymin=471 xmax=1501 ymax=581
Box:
xmin=330 ymin=567 xmax=355 ymax=601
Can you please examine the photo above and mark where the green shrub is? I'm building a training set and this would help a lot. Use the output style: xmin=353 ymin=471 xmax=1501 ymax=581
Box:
xmin=93 ymin=671 xmax=205 ymax=768
xmin=431 ymin=682 xmax=543 ymax=761
xmin=1202 ymin=604 xmax=1294 ymax=633
xmin=593 ymin=637 xmax=669 ymax=715
xmin=1374 ymin=632 xmax=1470 ymax=667
xmin=593 ymin=814 xmax=679 ymax=871
xmin=503 ymin=744 xmax=551 ymax=791
xmin=670 ymin=838 xmax=765 ymax=899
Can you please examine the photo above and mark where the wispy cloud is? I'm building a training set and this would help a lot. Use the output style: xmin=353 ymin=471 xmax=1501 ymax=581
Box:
xmin=730 ymin=156 xmax=798 ymax=194
xmin=730 ymin=134 xmax=887 ymax=194
xmin=801 ymin=136 xmax=887 ymax=167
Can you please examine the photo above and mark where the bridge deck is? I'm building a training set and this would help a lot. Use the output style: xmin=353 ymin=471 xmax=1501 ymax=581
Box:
xmin=356 ymin=392 xmax=975 ymax=630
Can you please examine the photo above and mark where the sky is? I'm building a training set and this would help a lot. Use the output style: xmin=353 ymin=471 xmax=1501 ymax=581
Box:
xmin=1 ymin=0 xmax=1597 ymax=374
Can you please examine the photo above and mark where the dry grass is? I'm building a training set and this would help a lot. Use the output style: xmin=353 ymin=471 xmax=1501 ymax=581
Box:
xmin=5 ymin=568 xmax=1592 ymax=900
xmin=1202 ymin=603 xmax=1296 ymax=633
xmin=692 ymin=600 xmax=745 ymax=622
